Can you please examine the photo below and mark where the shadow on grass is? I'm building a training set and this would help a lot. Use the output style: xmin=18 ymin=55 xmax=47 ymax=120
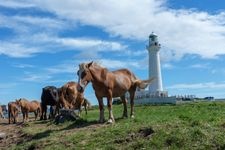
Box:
xmin=31 ymin=129 xmax=53 ymax=140
xmin=61 ymin=116 xmax=128 ymax=131
xmin=33 ymin=120 xmax=50 ymax=124
xmin=61 ymin=119 xmax=99 ymax=131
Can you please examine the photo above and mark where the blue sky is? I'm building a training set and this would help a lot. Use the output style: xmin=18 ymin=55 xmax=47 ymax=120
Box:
xmin=1 ymin=0 xmax=225 ymax=105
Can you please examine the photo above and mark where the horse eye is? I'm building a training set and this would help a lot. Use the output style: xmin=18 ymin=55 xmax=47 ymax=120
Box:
xmin=81 ymin=71 xmax=86 ymax=78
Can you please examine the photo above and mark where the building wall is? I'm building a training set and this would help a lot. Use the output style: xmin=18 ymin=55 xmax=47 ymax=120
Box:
xmin=133 ymin=97 xmax=176 ymax=105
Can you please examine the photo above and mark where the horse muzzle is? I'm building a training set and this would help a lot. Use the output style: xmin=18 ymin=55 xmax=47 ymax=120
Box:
xmin=77 ymin=84 xmax=85 ymax=93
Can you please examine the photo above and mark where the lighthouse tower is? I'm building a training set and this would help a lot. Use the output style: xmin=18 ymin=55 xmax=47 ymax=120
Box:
xmin=146 ymin=32 xmax=163 ymax=95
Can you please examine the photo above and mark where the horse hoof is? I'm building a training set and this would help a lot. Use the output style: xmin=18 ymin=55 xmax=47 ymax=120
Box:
xmin=99 ymin=119 xmax=105 ymax=123
xmin=107 ymin=119 xmax=114 ymax=124
xmin=122 ymin=115 xmax=128 ymax=118
xmin=131 ymin=115 xmax=135 ymax=119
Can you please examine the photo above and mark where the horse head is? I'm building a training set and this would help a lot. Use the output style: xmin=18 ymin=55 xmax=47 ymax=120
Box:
xmin=77 ymin=61 xmax=93 ymax=92
xmin=15 ymin=98 xmax=22 ymax=106
xmin=15 ymin=99 xmax=22 ymax=111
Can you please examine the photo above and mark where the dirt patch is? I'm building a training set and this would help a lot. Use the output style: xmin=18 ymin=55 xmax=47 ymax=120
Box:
xmin=0 ymin=119 xmax=32 ymax=150
xmin=221 ymin=123 xmax=225 ymax=128
xmin=114 ymin=127 xmax=154 ymax=144
xmin=138 ymin=127 xmax=154 ymax=137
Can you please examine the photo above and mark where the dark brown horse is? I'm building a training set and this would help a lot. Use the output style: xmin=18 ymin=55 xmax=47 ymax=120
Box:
xmin=58 ymin=81 xmax=86 ymax=116
xmin=8 ymin=102 xmax=20 ymax=124
xmin=77 ymin=61 xmax=154 ymax=123
xmin=40 ymin=86 xmax=60 ymax=120
xmin=16 ymin=98 xmax=41 ymax=122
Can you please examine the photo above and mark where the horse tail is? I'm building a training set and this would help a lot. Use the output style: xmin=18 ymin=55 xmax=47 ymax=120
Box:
xmin=134 ymin=77 xmax=155 ymax=89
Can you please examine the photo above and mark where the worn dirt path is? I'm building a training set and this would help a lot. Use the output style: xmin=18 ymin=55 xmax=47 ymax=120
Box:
xmin=0 ymin=118 xmax=31 ymax=150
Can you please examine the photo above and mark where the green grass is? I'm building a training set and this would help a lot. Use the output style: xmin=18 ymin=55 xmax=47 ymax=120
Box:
xmin=10 ymin=101 xmax=225 ymax=150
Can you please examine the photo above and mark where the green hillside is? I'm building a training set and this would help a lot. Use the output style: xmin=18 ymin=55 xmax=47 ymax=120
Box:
xmin=10 ymin=101 xmax=225 ymax=150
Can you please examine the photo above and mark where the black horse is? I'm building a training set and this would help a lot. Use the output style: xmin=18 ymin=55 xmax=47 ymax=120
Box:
xmin=40 ymin=86 xmax=60 ymax=120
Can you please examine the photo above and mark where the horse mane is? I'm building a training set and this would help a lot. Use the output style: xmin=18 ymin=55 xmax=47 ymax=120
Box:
xmin=80 ymin=61 xmax=106 ymax=70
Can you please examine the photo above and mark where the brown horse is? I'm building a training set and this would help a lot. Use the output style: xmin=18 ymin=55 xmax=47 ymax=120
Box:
xmin=77 ymin=61 xmax=154 ymax=123
xmin=58 ymin=81 xmax=85 ymax=116
xmin=16 ymin=98 xmax=41 ymax=122
xmin=8 ymin=102 xmax=20 ymax=124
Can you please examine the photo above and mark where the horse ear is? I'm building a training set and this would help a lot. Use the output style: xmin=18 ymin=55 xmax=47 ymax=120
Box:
xmin=87 ymin=61 xmax=93 ymax=68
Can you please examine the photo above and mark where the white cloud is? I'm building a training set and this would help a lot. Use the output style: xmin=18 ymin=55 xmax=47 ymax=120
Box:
xmin=162 ymin=63 xmax=174 ymax=69
xmin=0 ymin=33 xmax=126 ymax=57
xmin=21 ymin=73 xmax=52 ymax=82
xmin=0 ymin=0 xmax=35 ymax=8
xmin=0 ymin=83 xmax=17 ymax=89
xmin=13 ymin=15 xmax=66 ymax=31
xmin=1 ymin=0 xmax=225 ymax=60
xmin=189 ymin=63 xmax=209 ymax=69
xmin=97 ymin=59 xmax=140 ymax=69
xmin=46 ymin=62 xmax=77 ymax=74
xmin=57 ymin=37 xmax=126 ymax=51
xmin=24 ymin=0 xmax=225 ymax=60
xmin=0 ymin=42 xmax=40 ymax=57
xmin=12 ymin=63 xmax=34 ymax=68
xmin=167 ymin=82 xmax=225 ymax=89
xmin=45 ymin=58 xmax=143 ymax=76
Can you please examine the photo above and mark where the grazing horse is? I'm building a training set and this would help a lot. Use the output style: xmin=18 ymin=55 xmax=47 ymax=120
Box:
xmin=0 ymin=106 xmax=5 ymax=119
xmin=77 ymin=61 xmax=154 ymax=123
xmin=58 ymin=81 xmax=85 ymax=116
xmin=8 ymin=102 xmax=20 ymax=124
xmin=16 ymin=98 xmax=41 ymax=122
xmin=40 ymin=86 xmax=60 ymax=120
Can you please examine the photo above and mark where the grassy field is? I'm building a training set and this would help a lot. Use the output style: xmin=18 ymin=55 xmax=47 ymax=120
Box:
xmin=9 ymin=101 xmax=225 ymax=150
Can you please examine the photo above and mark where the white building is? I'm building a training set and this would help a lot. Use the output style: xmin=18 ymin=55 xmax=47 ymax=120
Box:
xmin=133 ymin=33 xmax=176 ymax=104
xmin=147 ymin=32 xmax=163 ymax=93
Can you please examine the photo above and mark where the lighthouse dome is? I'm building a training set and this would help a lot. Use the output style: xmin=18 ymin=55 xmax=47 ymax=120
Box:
xmin=149 ymin=32 xmax=157 ymax=38
xmin=149 ymin=32 xmax=159 ymax=46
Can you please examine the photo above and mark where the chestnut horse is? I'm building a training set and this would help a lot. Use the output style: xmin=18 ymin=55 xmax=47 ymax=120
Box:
xmin=77 ymin=61 xmax=154 ymax=123
xmin=16 ymin=98 xmax=41 ymax=122
xmin=8 ymin=102 xmax=20 ymax=124
xmin=58 ymin=81 xmax=86 ymax=116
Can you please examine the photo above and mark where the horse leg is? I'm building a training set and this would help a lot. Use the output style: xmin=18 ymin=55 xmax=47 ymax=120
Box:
xmin=85 ymin=104 xmax=87 ymax=115
xmin=120 ymin=95 xmax=128 ymax=118
xmin=43 ymin=105 xmax=47 ymax=120
xmin=40 ymin=103 xmax=44 ymax=120
xmin=97 ymin=96 xmax=105 ymax=123
xmin=34 ymin=111 xmax=37 ymax=120
xmin=22 ymin=112 xmax=25 ymax=122
xmin=129 ymin=88 xmax=136 ymax=118
xmin=48 ymin=106 xmax=52 ymax=119
xmin=13 ymin=110 xmax=16 ymax=124
xmin=26 ymin=111 xmax=29 ymax=122
xmin=77 ymin=106 xmax=81 ymax=117
xmin=107 ymin=91 xmax=115 ymax=123
xmin=8 ymin=110 xmax=11 ymax=124
xmin=13 ymin=115 xmax=16 ymax=124
xmin=15 ymin=111 xmax=18 ymax=123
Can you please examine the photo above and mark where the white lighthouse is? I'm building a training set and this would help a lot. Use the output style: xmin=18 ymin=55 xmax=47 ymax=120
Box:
xmin=146 ymin=32 xmax=163 ymax=95
xmin=129 ymin=32 xmax=176 ymax=104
